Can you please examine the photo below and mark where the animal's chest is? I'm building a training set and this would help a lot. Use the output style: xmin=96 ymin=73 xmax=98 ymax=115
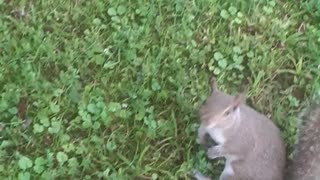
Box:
xmin=207 ymin=128 xmax=226 ymax=144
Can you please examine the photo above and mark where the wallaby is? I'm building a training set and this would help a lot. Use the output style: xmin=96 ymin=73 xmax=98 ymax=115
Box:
xmin=192 ymin=78 xmax=286 ymax=180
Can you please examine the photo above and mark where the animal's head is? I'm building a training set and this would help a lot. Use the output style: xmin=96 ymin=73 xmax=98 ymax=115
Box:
xmin=199 ymin=78 xmax=245 ymax=128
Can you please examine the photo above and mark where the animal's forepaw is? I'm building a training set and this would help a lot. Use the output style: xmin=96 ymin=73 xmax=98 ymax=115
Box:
xmin=189 ymin=169 xmax=210 ymax=180
xmin=187 ymin=169 xmax=199 ymax=179
xmin=207 ymin=146 xmax=221 ymax=159
xmin=196 ymin=137 xmax=202 ymax=144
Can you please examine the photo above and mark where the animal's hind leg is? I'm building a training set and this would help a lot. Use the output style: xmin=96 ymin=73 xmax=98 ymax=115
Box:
xmin=219 ymin=160 xmax=235 ymax=180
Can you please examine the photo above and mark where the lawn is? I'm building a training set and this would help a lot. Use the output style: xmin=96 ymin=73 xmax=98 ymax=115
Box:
xmin=0 ymin=0 xmax=319 ymax=179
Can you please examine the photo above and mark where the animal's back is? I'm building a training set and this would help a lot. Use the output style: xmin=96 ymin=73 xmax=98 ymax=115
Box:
xmin=230 ymin=105 xmax=286 ymax=180
xmin=239 ymin=106 xmax=286 ymax=180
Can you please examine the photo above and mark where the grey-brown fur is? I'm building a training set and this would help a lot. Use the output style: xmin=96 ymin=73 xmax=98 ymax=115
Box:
xmin=193 ymin=79 xmax=286 ymax=180
xmin=285 ymin=104 xmax=320 ymax=180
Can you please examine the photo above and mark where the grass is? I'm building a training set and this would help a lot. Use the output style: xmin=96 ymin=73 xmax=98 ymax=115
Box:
xmin=0 ymin=0 xmax=319 ymax=179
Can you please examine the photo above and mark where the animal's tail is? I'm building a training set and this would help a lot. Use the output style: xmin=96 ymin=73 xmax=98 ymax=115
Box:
xmin=285 ymin=104 xmax=320 ymax=180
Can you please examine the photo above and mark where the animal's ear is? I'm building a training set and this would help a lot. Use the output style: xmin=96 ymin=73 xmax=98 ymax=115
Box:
xmin=223 ymin=93 xmax=246 ymax=116
xmin=209 ymin=77 xmax=218 ymax=93
xmin=230 ymin=93 xmax=246 ymax=111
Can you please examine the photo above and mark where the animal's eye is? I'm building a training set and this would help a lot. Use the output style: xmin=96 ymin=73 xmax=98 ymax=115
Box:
xmin=232 ymin=106 xmax=237 ymax=111
xmin=224 ymin=110 xmax=231 ymax=116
